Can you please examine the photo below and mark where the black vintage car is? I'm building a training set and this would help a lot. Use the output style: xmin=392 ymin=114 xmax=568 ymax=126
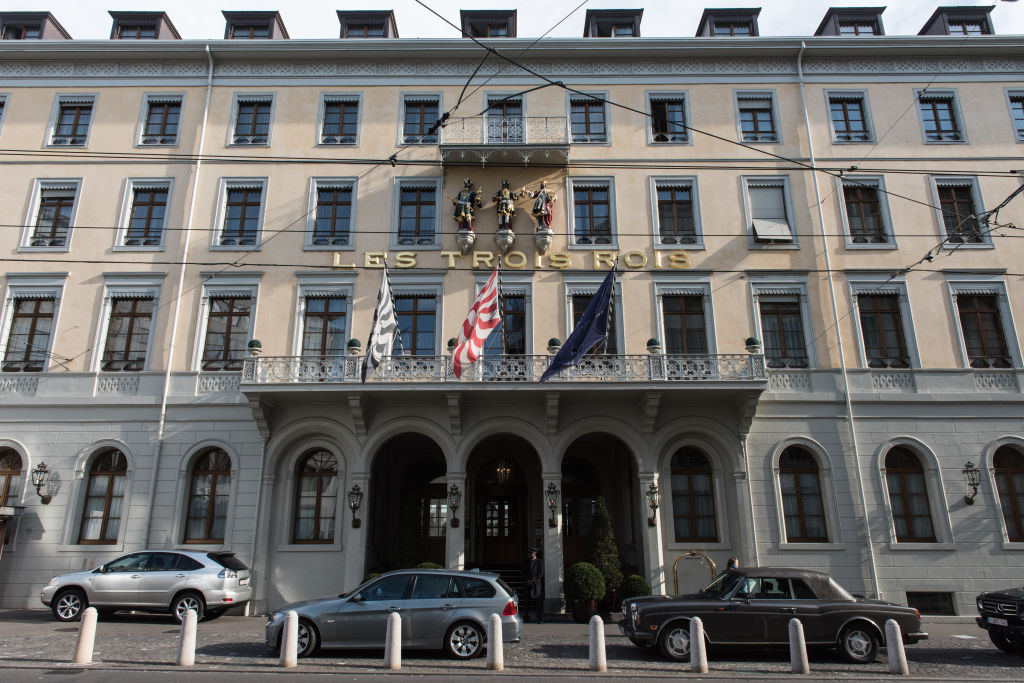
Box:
xmin=976 ymin=586 xmax=1024 ymax=654
xmin=621 ymin=567 xmax=927 ymax=663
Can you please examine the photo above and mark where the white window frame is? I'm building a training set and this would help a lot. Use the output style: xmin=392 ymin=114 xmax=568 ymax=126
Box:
xmin=983 ymin=437 xmax=1024 ymax=549
xmin=646 ymin=91 xmax=692 ymax=146
xmin=567 ymin=176 xmax=618 ymax=249
xmin=734 ymin=90 xmax=781 ymax=144
xmin=564 ymin=274 xmax=625 ymax=355
xmin=168 ymin=441 xmax=241 ymax=549
xmin=650 ymin=176 xmax=703 ymax=249
xmin=115 ymin=177 xmax=174 ymax=251
xmin=191 ymin=274 xmax=261 ymax=372
xmin=653 ymin=276 xmax=716 ymax=355
xmin=848 ymin=275 xmax=920 ymax=369
xmin=388 ymin=272 xmax=445 ymax=356
xmin=836 ymin=175 xmax=896 ymax=249
xmin=212 ymin=177 xmax=268 ymax=251
xmin=824 ymin=89 xmax=875 ymax=144
xmin=484 ymin=91 xmax=526 ymax=143
xmin=0 ymin=273 xmax=68 ymax=373
xmin=769 ymin=438 xmax=844 ymax=549
xmin=741 ymin=176 xmax=798 ymax=248
xmin=293 ymin=273 xmax=357 ymax=356
xmin=1006 ymin=88 xmax=1024 ymax=143
xmin=227 ymin=92 xmax=275 ymax=147
xmin=749 ymin=275 xmax=816 ymax=368
xmin=136 ymin=93 xmax=184 ymax=147
xmin=660 ymin=438 xmax=730 ymax=550
xmin=391 ymin=177 xmax=442 ymax=250
xmin=45 ymin=94 xmax=97 ymax=148
xmin=480 ymin=271 xmax=533 ymax=356
xmin=20 ymin=178 xmax=82 ymax=253
xmin=91 ymin=274 xmax=164 ymax=373
xmin=399 ymin=92 xmax=443 ymax=145
xmin=567 ymin=90 xmax=610 ymax=145
xmin=317 ymin=93 xmax=362 ymax=147
xmin=306 ymin=177 xmax=358 ymax=251
xmin=876 ymin=438 xmax=954 ymax=549
xmin=915 ymin=88 xmax=967 ymax=144
xmin=929 ymin=175 xmax=991 ymax=249
xmin=60 ymin=441 xmax=136 ymax=551
xmin=945 ymin=274 xmax=1022 ymax=370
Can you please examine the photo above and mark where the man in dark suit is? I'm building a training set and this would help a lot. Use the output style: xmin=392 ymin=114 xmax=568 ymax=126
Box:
xmin=526 ymin=547 xmax=544 ymax=623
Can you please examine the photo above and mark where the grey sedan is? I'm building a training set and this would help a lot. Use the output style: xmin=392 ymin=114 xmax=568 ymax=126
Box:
xmin=266 ymin=569 xmax=523 ymax=659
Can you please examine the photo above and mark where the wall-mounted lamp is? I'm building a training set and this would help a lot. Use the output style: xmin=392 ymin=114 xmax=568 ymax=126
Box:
xmin=646 ymin=482 xmax=661 ymax=527
xmin=31 ymin=462 xmax=52 ymax=505
xmin=545 ymin=482 xmax=560 ymax=528
xmin=962 ymin=461 xmax=981 ymax=505
xmin=448 ymin=483 xmax=462 ymax=528
xmin=348 ymin=484 xmax=364 ymax=528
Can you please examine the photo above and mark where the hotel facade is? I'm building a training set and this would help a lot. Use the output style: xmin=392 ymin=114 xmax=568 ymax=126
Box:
xmin=0 ymin=6 xmax=1022 ymax=618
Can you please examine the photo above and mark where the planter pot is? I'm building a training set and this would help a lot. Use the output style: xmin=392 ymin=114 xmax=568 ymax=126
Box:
xmin=599 ymin=588 xmax=621 ymax=614
xmin=571 ymin=598 xmax=599 ymax=624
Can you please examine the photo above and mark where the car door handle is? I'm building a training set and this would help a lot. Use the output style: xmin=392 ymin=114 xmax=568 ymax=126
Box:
xmin=175 ymin=574 xmax=186 ymax=578
xmin=440 ymin=604 xmax=455 ymax=610
xmin=131 ymin=574 xmax=142 ymax=579
xmin=780 ymin=607 xmax=796 ymax=613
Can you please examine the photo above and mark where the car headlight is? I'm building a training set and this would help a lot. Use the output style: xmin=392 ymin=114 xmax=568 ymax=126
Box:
xmin=267 ymin=611 xmax=285 ymax=624
xmin=977 ymin=598 xmax=984 ymax=612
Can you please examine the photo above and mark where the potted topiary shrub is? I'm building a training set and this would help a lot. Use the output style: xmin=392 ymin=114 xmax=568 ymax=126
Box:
xmin=589 ymin=496 xmax=624 ymax=613
xmin=415 ymin=562 xmax=444 ymax=569
xmin=564 ymin=562 xmax=605 ymax=623
xmin=620 ymin=574 xmax=651 ymax=600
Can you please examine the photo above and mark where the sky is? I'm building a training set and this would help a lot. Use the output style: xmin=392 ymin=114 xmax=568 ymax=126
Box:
xmin=5 ymin=0 xmax=1023 ymax=40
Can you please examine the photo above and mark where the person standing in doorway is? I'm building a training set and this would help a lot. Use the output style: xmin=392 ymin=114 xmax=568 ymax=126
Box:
xmin=526 ymin=547 xmax=544 ymax=623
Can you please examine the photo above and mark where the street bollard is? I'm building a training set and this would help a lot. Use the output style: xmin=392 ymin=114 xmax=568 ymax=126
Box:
xmin=177 ymin=609 xmax=197 ymax=667
xmin=690 ymin=617 xmax=708 ymax=674
xmin=789 ymin=617 xmax=810 ymax=674
xmin=279 ymin=610 xmax=298 ymax=668
xmin=73 ymin=607 xmax=98 ymax=665
xmin=487 ymin=613 xmax=504 ymax=671
xmin=885 ymin=619 xmax=909 ymax=676
xmin=589 ymin=614 xmax=607 ymax=672
xmin=384 ymin=611 xmax=401 ymax=670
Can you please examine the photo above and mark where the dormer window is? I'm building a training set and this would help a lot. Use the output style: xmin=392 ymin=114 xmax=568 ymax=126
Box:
xmin=815 ymin=8 xmax=885 ymax=36
xmin=712 ymin=20 xmax=752 ymax=37
xmin=946 ymin=18 xmax=985 ymax=36
xmin=838 ymin=21 xmax=879 ymax=36
xmin=110 ymin=11 xmax=180 ymax=40
xmin=231 ymin=23 xmax=270 ymax=39
xmin=1 ymin=12 xmax=70 ymax=40
xmin=918 ymin=7 xmax=993 ymax=36
xmin=696 ymin=9 xmax=760 ymax=37
xmin=346 ymin=22 xmax=384 ymax=38
xmin=582 ymin=9 xmax=642 ymax=38
xmin=223 ymin=11 xmax=288 ymax=40
xmin=117 ymin=24 xmax=157 ymax=39
xmin=337 ymin=11 xmax=398 ymax=39
xmin=461 ymin=10 xmax=516 ymax=39
xmin=611 ymin=24 xmax=635 ymax=37
xmin=2 ymin=24 xmax=40 ymax=39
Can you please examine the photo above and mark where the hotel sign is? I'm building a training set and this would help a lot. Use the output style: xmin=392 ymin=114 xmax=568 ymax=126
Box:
xmin=334 ymin=249 xmax=691 ymax=270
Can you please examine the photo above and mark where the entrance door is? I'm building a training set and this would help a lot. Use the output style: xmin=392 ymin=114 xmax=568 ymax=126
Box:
xmin=480 ymin=496 xmax=520 ymax=567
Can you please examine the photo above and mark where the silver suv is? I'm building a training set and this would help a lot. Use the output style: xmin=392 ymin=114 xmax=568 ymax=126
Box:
xmin=41 ymin=550 xmax=252 ymax=622
xmin=266 ymin=569 xmax=523 ymax=659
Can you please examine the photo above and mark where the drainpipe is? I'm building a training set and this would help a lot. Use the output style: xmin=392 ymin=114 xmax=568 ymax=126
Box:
xmin=144 ymin=45 xmax=215 ymax=546
xmin=797 ymin=42 xmax=880 ymax=597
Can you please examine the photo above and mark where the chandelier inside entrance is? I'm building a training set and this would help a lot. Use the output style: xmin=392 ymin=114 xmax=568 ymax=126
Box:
xmin=495 ymin=456 xmax=512 ymax=485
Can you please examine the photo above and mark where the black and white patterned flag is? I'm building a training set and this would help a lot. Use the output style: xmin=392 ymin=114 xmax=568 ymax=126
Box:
xmin=361 ymin=269 xmax=398 ymax=383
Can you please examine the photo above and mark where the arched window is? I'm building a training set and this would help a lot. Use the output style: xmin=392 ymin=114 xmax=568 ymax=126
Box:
xmin=994 ymin=446 xmax=1024 ymax=542
xmin=778 ymin=446 xmax=828 ymax=542
xmin=184 ymin=449 xmax=231 ymax=543
xmin=293 ymin=449 xmax=338 ymax=543
xmin=670 ymin=447 xmax=716 ymax=542
xmin=78 ymin=449 xmax=128 ymax=543
xmin=0 ymin=448 xmax=23 ymax=507
xmin=885 ymin=447 xmax=936 ymax=542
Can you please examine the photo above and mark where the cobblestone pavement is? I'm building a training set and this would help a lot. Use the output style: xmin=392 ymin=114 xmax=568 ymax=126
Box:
xmin=0 ymin=609 xmax=1022 ymax=680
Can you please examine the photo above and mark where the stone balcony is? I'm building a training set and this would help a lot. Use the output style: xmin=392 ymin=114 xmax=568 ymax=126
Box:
xmin=438 ymin=116 xmax=570 ymax=165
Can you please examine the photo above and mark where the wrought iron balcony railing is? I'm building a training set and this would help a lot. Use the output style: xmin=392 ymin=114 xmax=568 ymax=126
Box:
xmin=439 ymin=116 xmax=568 ymax=146
xmin=241 ymin=354 xmax=766 ymax=385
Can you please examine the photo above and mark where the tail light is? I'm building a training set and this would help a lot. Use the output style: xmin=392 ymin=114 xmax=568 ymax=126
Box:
xmin=502 ymin=600 xmax=518 ymax=616
xmin=218 ymin=569 xmax=238 ymax=579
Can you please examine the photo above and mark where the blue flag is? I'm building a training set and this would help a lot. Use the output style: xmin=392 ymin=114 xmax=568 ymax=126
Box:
xmin=540 ymin=266 xmax=615 ymax=382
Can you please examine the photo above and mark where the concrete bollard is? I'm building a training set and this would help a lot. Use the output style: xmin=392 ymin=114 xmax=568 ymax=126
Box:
xmin=177 ymin=609 xmax=197 ymax=667
xmin=689 ymin=617 xmax=708 ymax=674
xmin=72 ymin=607 xmax=98 ymax=665
xmin=279 ymin=610 xmax=298 ymax=668
xmin=487 ymin=613 xmax=504 ymax=671
xmin=885 ymin=619 xmax=909 ymax=676
xmin=384 ymin=612 xmax=401 ymax=670
xmin=789 ymin=617 xmax=810 ymax=674
xmin=589 ymin=614 xmax=607 ymax=672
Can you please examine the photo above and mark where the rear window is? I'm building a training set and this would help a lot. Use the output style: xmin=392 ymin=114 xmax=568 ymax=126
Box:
xmin=206 ymin=552 xmax=248 ymax=571
xmin=176 ymin=555 xmax=204 ymax=571
xmin=460 ymin=577 xmax=496 ymax=598
xmin=495 ymin=577 xmax=515 ymax=598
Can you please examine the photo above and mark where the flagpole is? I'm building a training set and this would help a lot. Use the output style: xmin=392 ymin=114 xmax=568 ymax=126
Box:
xmin=384 ymin=260 xmax=405 ymax=356
xmin=601 ymin=258 xmax=619 ymax=355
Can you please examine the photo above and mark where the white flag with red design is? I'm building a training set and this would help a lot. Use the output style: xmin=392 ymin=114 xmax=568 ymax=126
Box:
xmin=452 ymin=270 xmax=501 ymax=378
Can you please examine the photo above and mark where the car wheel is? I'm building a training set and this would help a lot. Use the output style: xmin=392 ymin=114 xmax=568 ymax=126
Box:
xmin=172 ymin=591 xmax=205 ymax=623
xmin=445 ymin=621 xmax=484 ymax=659
xmin=988 ymin=630 xmax=1024 ymax=655
xmin=658 ymin=621 xmax=691 ymax=662
xmin=296 ymin=619 xmax=319 ymax=658
xmin=838 ymin=623 xmax=879 ymax=663
xmin=52 ymin=588 xmax=87 ymax=622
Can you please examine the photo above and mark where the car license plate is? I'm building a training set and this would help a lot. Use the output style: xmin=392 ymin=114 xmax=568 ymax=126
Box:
xmin=987 ymin=616 xmax=1008 ymax=627
xmin=239 ymin=577 xmax=250 ymax=586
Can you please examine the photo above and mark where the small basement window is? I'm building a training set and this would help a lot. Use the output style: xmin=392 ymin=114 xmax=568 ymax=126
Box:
xmin=906 ymin=591 xmax=955 ymax=616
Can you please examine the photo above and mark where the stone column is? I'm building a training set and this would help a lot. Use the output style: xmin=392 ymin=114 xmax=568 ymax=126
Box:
xmin=542 ymin=474 xmax=564 ymax=614
xmin=342 ymin=472 xmax=370 ymax=593
xmin=445 ymin=473 xmax=467 ymax=570
xmin=250 ymin=471 xmax=277 ymax=614
xmin=638 ymin=472 xmax=666 ymax=595
xmin=732 ymin=465 xmax=757 ymax=567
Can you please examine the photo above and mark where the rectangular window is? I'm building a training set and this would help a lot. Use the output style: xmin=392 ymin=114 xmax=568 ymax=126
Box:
xmin=346 ymin=23 xmax=385 ymax=38
xmin=662 ymin=295 xmax=706 ymax=355
xmin=759 ymin=299 xmax=808 ymax=368
xmin=656 ymin=183 xmax=697 ymax=245
xmin=403 ymin=98 xmax=440 ymax=144
xmin=572 ymin=294 xmax=618 ymax=354
xmin=2 ymin=297 xmax=55 ymax=372
xmin=570 ymin=96 xmax=607 ymax=143
xmin=486 ymin=97 xmax=522 ymax=143
xmin=650 ymin=96 xmax=688 ymax=143
xmin=312 ymin=184 xmax=353 ymax=246
xmin=302 ymin=296 xmax=347 ymax=357
xmin=51 ymin=100 xmax=93 ymax=146
xmin=3 ymin=24 xmax=41 ymax=39
xmin=746 ymin=180 xmax=793 ymax=242
xmin=396 ymin=184 xmax=437 ymax=246
xmin=219 ymin=182 xmax=265 ymax=247
xmin=957 ymin=294 xmax=1011 ymax=368
xmin=843 ymin=180 xmax=888 ymax=244
xmin=320 ymin=98 xmax=358 ymax=144
xmin=101 ymin=298 xmax=155 ymax=371
xmin=232 ymin=98 xmax=272 ymax=145
xmin=829 ymin=95 xmax=871 ymax=142
xmin=572 ymin=183 xmax=613 ymax=245
xmin=1008 ymin=93 xmax=1024 ymax=142
xmin=838 ymin=21 xmax=879 ymax=35
xmin=125 ymin=185 xmax=168 ymax=246
xmin=230 ymin=24 xmax=270 ymax=39
xmin=714 ymin=21 xmax=752 ymax=36
xmin=141 ymin=98 xmax=181 ymax=145
xmin=947 ymin=20 xmax=984 ymax=35
xmin=201 ymin=296 xmax=252 ymax=371
xmin=117 ymin=24 xmax=157 ymax=39
xmin=737 ymin=94 xmax=777 ymax=142
xmin=858 ymin=294 xmax=909 ymax=368
xmin=31 ymin=187 xmax=76 ymax=247
xmin=918 ymin=93 xmax=963 ymax=142
xmin=936 ymin=181 xmax=983 ymax=244
xmin=395 ymin=295 xmax=437 ymax=355
xmin=484 ymin=293 xmax=526 ymax=356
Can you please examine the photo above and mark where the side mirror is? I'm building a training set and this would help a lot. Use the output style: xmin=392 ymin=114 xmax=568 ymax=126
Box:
xmin=736 ymin=592 xmax=750 ymax=601
xmin=349 ymin=592 xmax=363 ymax=603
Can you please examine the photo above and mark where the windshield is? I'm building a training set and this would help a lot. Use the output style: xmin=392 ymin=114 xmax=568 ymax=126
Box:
xmin=700 ymin=572 xmax=743 ymax=598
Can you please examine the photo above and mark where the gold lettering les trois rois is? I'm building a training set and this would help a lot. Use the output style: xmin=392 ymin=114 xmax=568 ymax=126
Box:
xmin=333 ymin=249 xmax=691 ymax=270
